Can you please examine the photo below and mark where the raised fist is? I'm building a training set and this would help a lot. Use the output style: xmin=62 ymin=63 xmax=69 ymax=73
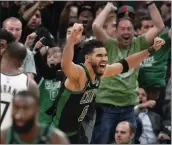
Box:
xmin=105 ymin=2 xmax=117 ymax=12
xmin=153 ymin=37 xmax=165 ymax=51
xmin=67 ymin=23 xmax=84 ymax=45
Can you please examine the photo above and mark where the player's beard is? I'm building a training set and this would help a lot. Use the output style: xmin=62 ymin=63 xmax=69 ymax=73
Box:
xmin=91 ymin=62 xmax=103 ymax=77
xmin=12 ymin=117 xmax=35 ymax=134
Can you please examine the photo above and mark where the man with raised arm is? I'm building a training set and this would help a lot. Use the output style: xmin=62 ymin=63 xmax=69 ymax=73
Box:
xmin=51 ymin=23 xmax=165 ymax=144
xmin=91 ymin=1 xmax=165 ymax=143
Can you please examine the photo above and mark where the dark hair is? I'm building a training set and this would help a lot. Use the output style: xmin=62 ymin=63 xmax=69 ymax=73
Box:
xmin=116 ymin=17 xmax=133 ymax=28
xmin=78 ymin=4 xmax=95 ymax=18
xmin=5 ymin=42 xmax=27 ymax=61
xmin=138 ymin=85 xmax=148 ymax=95
xmin=50 ymin=46 xmax=62 ymax=53
xmin=82 ymin=39 xmax=104 ymax=56
xmin=14 ymin=90 xmax=39 ymax=105
xmin=0 ymin=29 xmax=16 ymax=43
xmin=135 ymin=15 xmax=152 ymax=29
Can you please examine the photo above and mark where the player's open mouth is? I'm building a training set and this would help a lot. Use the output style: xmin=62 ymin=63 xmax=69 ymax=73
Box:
xmin=16 ymin=120 xmax=25 ymax=127
xmin=100 ymin=64 xmax=106 ymax=68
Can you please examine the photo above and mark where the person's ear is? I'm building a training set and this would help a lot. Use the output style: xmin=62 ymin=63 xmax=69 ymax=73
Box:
xmin=85 ymin=55 xmax=91 ymax=63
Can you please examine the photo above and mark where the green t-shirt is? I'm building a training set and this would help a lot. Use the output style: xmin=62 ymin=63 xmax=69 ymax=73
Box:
xmin=38 ymin=78 xmax=61 ymax=125
xmin=138 ymin=31 xmax=171 ymax=88
xmin=96 ymin=35 xmax=149 ymax=106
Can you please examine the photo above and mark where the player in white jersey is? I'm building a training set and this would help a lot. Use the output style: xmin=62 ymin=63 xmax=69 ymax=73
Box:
xmin=1 ymin=73 xmax=28 ymax=130
xmin=0 ymin=42 xmax=39 ymax=130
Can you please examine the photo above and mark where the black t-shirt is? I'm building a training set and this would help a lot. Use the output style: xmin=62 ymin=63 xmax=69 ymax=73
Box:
xmin=34 ymin=51 xmax=63 ymax=83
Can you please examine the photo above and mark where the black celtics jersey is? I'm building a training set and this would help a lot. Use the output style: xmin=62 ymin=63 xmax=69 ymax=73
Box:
xmin=51 ymin=64 xmax=100 ymax=134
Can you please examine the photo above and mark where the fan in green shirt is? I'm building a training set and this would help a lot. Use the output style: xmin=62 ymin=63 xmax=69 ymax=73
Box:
xmin=137 ymin=16 xmax=171 ymax=100
xmin=36 ymin=46 xmax=64 ymax=125
xmin=91 ymin=2 xmax=165 ymax=144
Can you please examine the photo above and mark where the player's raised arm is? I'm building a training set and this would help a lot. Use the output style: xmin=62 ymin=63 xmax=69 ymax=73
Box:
xmin=104 ymin=37 xmax=165 ymax=77
xmin=61 ymin=23 xmax=84 ymax=80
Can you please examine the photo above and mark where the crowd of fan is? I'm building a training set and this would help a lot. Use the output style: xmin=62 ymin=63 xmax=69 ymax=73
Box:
xmin=0 ymin=1 xmax=171 ymax=144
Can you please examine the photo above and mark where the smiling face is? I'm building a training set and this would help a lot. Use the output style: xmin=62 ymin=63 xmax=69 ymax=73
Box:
xmin=116 ymin=19 xmax=134 ymax=47
xmin=86 ymin=47 xmax=108 ymax=76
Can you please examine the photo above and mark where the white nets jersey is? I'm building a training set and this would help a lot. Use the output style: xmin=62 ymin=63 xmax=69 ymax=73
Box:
xmin=0 ymin=72 xmax=28 ymax=130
